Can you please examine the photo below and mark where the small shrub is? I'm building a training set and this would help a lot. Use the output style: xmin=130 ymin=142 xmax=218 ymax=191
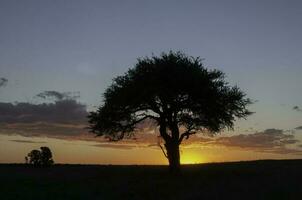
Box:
xmin=26 ymin=146 xmax=54 ymax=167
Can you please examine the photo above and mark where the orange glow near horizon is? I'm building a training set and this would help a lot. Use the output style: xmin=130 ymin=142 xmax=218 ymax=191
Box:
xmin=1 ymin=134 xmax=302 ymax=165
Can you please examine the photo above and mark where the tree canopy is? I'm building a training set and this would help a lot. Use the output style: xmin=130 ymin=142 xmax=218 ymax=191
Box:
xmin=26 ymin=146 xmax=54 ymax=167
xmin=89 ymin=51 xmax=252 ymax=172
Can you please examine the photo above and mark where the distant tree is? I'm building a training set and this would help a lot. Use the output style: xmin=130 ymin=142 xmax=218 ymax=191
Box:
xmin=40 ymin=147 xmax=54 ymax=166
xmin=27 ymin=149 xmax=42 ymax=166
xmin=26 ymin=147 xmax=54 ymax=167
xmin=88 ymin=51 xmax=252 ymax=173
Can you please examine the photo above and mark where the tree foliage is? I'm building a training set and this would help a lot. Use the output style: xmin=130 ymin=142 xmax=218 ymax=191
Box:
xmin=26 ymin=146 xmax=54 ymax=167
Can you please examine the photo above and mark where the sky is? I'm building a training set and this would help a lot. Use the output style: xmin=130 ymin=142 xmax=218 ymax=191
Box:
xmin=0 ymin=0 xmax=302 ymax=164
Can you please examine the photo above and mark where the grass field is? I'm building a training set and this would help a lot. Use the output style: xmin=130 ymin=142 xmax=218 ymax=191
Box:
xmin=0 ymin=160 xmax=301 ymax=200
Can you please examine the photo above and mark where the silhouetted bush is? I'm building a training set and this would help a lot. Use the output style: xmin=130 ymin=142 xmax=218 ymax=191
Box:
xmin=25 ymin=146 xmax=54 ymax=167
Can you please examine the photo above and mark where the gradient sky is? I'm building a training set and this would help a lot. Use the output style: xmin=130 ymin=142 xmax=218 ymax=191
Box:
xmin=1 ymin=0 xmax=302 ymax=164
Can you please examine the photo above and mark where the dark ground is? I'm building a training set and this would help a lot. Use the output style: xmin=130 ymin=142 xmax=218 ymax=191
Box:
xmin=0 ymin=160 xmax=301 ymax=200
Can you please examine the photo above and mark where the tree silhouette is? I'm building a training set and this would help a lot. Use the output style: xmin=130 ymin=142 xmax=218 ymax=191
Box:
xmin=40 ymin=147 xmax=54 ymax=166
xmin=89 ymin=51 xmax=252 ymax=173
xmin=27 ymin=149 xmax=41 ymax=166
xmin=26 ymin=146 xmax=54 ymax=167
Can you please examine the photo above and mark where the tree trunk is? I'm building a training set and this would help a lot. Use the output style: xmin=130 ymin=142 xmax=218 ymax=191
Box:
xmin=165 ymin=142 xmax=181 ymax=173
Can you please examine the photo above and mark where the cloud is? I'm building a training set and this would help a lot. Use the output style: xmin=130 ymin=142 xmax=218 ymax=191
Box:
xmin=1 ymin=122 xmax=301 ymax=155
xmin=0 ymin=100 xmax=300 ymax=156
xmin=91 ymin=143 xmax=137 ymax=150
xmin=0 ymin=99 xmax=88 ymax=123
xmin=293 ymin=106 xmax=302 ymax=112
xmin=36 ymin=91 xmax=80 ymax=101
xmin=0 ymin=90 xmax=87 ymax=123
xmin=89 ymin=128 xmax=302 ymax=155
xmin=9 ymin=139 xmax=46 ymax=144
xmin=0 ymin=77 xmax=8 ymax=87
xmin=0 ymin=90 xmax=88 ymax=140
xmin=214 ymin=129 xmax=301 ymax=154
xmin=0 ymin=122 xmax=87 ymax=138
xmin=295 ymin=126 xmax=302 ymax=130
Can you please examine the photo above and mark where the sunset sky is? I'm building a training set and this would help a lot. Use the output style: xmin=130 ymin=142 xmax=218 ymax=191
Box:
xmin=1 ymin=0 xmax=302 ymax=165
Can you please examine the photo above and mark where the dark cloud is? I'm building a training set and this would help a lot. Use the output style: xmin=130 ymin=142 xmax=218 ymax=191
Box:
xmin=0 ymin=101 xmax=301 ymax=156
xmin=215 ymin=129 xmax=301 ymax=154
xmin=36 ymin=90 xmax=80 ymax=101
xmin=0 ymin=90 xmax=88 ymax=139
xmin=293 ymin=106 xmax=302 ymax=112
xmin=0 ymin=123 xmax=87 ymax=139
xmin=0 ymin=99 xmax=88 ymax=123
xmin=92 ymin=143 xmax=136 ymax=150
xmin=90 ymin=128 xmax=302 ymax=154
xmin=295 ymin=126 xmax=302 ymax=130
xmin=0 ymin=77 xmax=8 ymax=87
xmin=9 ymin=139 xmax=46 ymax=144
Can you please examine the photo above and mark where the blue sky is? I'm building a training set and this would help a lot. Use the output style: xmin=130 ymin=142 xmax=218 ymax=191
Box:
xmin=0 ymin=0 xmax=302 ymax=163
xmin=1 ymin=0 xmax=302 ymax=127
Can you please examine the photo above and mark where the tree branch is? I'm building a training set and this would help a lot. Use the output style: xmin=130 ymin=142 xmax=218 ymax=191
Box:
xmin=157 ymin=136 xmax=168 ymax=158
xmin=178 ymin=130 xmax=196 ymax=144
xmin=128 ymin=115 xmax=154 ymax=127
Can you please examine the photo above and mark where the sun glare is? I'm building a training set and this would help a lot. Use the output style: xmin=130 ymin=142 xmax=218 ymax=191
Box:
xmin=180 ymin=152 xmax=205 ymax=164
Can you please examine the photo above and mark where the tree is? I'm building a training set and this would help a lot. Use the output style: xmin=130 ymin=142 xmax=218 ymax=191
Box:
xmin=27 ymin=149 xmax=41 ymax=166
xmin=40 ymin=147 xmax=54 ymax=166
xmin=26 ymin=146 xmax=54 ymax=167
xmin=88 ymin=51 xmax=252 ymax=173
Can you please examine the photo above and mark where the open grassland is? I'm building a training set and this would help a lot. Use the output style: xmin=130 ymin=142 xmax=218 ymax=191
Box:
xmin=0 ymin=160 xmax=301 ymax=200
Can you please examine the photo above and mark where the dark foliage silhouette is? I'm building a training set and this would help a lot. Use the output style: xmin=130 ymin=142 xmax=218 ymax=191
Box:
xmin=26 ymin=146 xmax=54 ymax=167
xmin=89 ymin=51 xmax=252 ymax=172
xmin=26 ymin=149 xmax=41 ymax=166
xmin=40 ymin=147 xmax=54 ymax=166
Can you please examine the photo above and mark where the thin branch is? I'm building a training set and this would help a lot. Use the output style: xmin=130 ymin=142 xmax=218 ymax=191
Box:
xmin=128 ymin=115 xmax=155 ymax=127
xmin=178 ymin=130 xmax=196 ymax=144
xmin=144 ymin=115 xmax=160 ymax=120
xmin=157 ymin=136 xmax=168 ymax=158
xmin=159 ymin=144 xmax=168 ymax=158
